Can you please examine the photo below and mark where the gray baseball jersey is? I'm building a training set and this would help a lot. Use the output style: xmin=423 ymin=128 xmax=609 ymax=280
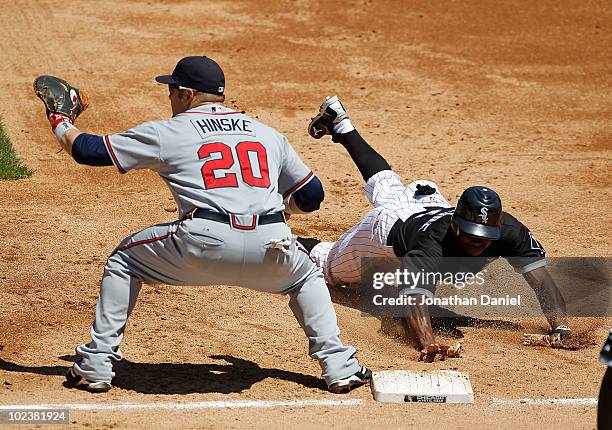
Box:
xmin=103 ymin=104 xmax=313 ymax=217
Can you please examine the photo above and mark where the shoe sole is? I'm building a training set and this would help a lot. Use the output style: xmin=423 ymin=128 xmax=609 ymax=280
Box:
xmin=328 ymin=377 xmax=371 ymax=394
xmin=308 ymin=96 xmax=340 ymax=139
xmin=329 ymin=384 xmax=354 ymax=394
xmin=65 ymin=369 xmax=111 ymax=393
xmin=308 ymin=116 xmax=330 ymax=139
xmin=86 ymin=382 xmax=112 ymax=393
xmin=64 ymin=380 xmax=111 ymax=393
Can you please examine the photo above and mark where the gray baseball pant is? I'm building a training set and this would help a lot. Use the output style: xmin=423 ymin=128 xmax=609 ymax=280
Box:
xmin=73 ymin=216 xmax=360 ymax=385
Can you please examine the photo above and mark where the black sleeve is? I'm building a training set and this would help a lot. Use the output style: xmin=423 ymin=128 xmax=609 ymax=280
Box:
xmin=72 ymin=133 xmax=113 ymax=166
xmin=331 ymin=130 xmax=391 ymax=182
xmin=498 ymin=213 xmax=546 ymax=272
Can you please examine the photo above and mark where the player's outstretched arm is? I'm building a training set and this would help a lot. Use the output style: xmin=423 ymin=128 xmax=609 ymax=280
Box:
xmin=403 ymin=300 xmax=462 ymax=362
xmin=49 ymin=123 xmax=113 ymax=167
xmin=523 ymin=266 xmax=571 ymax=336
xmin=403 ymin=297 xmax=436 ymax=353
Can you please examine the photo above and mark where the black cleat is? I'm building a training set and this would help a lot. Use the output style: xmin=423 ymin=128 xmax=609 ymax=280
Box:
xmin=328 ymin=366 xmax=372 ymax=394
xmin=308 ymin=96 xmax=349 ymax=139
xmin=64 ymin=367 xmax=111 ymax=393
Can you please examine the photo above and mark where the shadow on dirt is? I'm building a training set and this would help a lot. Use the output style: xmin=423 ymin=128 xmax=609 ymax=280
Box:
xmin=0 ymin=354 xmax=326 ymax=394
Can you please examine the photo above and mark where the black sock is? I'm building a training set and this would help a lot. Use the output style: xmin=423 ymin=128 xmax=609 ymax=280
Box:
xmin=332 ymin=130 xmax=391 ymax=182
xmin=296 ymin=237 xmax=321 ymax=253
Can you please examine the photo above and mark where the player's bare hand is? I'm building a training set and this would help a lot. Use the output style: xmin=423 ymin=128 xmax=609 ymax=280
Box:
xmin=419 ymin=344 xmax=445 ymax=362
xmin=419 ymin=343 xmax=463 ymax=362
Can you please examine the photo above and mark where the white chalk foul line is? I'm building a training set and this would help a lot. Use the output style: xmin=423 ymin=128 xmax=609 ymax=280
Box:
xmin=0 ymin=398 xmax=363 ymax=411
xmin=0 ymin=397 xmax=597 ymax=410
xmin=491 ymin=397 xmax=598 ymax=407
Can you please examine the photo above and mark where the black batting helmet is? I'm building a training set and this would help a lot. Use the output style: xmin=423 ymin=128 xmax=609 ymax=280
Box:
xmin=451 ymin=186 xmax=503 ymax=240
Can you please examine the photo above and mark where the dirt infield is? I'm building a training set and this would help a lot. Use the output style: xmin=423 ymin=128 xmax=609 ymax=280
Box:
xmin=1 ymin=1 xmax=611 ymax=428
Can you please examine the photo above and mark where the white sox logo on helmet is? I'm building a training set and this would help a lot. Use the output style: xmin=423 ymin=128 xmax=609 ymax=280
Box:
xmin=479 ymin=207 xmax=489 ymax=223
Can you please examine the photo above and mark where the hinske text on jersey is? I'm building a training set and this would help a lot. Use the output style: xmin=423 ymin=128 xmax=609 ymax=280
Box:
xmin=191 ymin=118 xmax=255 ymax=139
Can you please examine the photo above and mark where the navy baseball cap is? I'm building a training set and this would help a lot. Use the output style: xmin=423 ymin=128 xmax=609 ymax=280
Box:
xmin=155 ymin=56 xmax=225 ymax=95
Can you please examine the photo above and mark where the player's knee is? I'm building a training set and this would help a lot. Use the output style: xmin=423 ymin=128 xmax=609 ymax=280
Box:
xmin=103 ymin=251 xmax=131 ymax=274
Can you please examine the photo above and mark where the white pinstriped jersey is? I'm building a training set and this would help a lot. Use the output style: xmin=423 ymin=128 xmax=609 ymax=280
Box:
xmin=310 ymin=170 xmax=451 ymax=286
xmin=103 ymin=104 xmax=313 ymax=218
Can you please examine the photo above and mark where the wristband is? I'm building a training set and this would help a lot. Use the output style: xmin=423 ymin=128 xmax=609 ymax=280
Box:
xmin=54 ymin=119 xmax=76 ymax=143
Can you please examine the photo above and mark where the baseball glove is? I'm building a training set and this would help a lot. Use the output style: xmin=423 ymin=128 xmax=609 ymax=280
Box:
xmin=522 ymin=325 xmax=572 ymax=349
xmin=521 ymin=332 xmax=565 ymax=348
xmin=33 ymin=76 xmax=89 ymax=124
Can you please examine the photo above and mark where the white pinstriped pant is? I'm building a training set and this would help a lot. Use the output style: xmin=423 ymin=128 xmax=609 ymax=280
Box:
xmin=310 ymin=171 xmax=451 ymax=287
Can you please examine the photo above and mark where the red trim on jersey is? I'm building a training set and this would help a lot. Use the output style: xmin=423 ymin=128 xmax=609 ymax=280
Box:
xmin=104 ymin=135 xmax=127 ymax=174
xmin=230 ymin=214 xmax=257 ymax=230
xmin=283 ymin=171 xmax=314 ymax=198
xmin=118 ymin=231 xmax=176 ymax=252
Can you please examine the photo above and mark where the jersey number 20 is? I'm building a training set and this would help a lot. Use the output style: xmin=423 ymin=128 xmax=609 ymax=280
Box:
xmin=198 ymin=141 xmax=271 ymax=189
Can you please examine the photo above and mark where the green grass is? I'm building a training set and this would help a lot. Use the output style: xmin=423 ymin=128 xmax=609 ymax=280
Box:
xmin=0 ymin=118 xmax=32 ymax=180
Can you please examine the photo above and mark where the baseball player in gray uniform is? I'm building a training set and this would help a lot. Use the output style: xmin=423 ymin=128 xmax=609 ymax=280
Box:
xmin=33 ymin=57 xmax=371 ymax=393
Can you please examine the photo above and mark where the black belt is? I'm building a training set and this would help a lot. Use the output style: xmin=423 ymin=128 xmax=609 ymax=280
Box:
xmin=190 ymin=209 xmax=285 ymax=228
